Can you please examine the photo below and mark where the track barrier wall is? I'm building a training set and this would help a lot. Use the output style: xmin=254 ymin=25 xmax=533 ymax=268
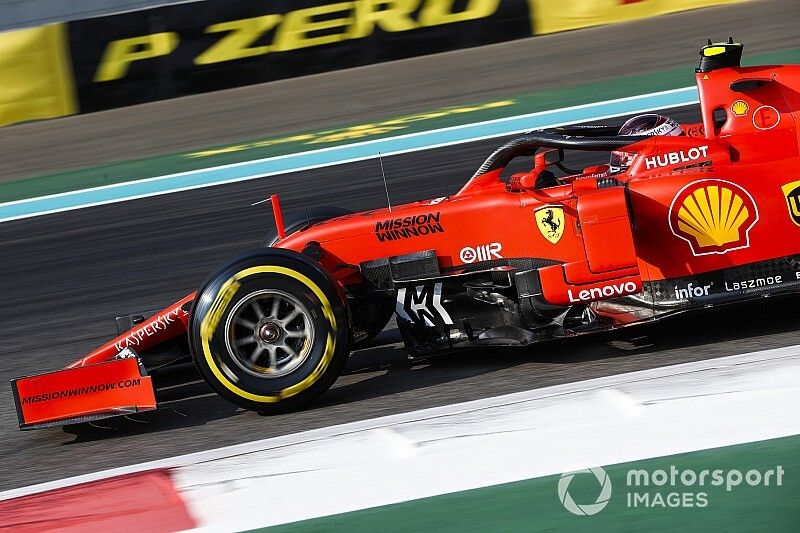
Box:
xmin=531 ymin=0 xmax=744 ymax=34
xmin=0 ymin=0 xmax=746 ymax=127
xmin=0 ymin=24 xmax=76 ymax=126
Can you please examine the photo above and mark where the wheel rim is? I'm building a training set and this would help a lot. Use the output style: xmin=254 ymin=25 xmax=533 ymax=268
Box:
xmin=224 ymin=289 xmax=315 ymax=378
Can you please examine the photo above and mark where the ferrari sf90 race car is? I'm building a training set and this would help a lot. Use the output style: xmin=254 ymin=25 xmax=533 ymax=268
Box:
xmin=12 ymin=40 xmax=800 ymax=429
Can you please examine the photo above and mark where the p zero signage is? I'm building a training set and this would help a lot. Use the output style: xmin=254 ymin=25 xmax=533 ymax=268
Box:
xmin=68 ymin=0 xmax=534 ymax=112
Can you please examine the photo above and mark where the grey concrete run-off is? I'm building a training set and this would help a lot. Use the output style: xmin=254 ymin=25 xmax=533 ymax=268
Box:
xmin=0 ymin=0 xmax=197 ymax=31
xmin=1 ymin=0 xmax=798 ymax=181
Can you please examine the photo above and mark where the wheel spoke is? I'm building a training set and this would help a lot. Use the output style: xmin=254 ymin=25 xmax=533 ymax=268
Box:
xmin=235 ymin=335 xmax=257 ymax=347
xmin=251 ymin=301 xmax=265 ymax=319
xmin=270 ymin=295 xmax=282 ymax=319
xmin=280 ymin=343 xmax=298 ymax=360
xmin=236 ymin=317 xmax=257 ymax=330
xmin=267 ymin=346 xmax=278 ymax=368
xmin=249 ymin=345 xmax=265 ymax=362
xmin=281 ymin=307 xmax=301 ymax=326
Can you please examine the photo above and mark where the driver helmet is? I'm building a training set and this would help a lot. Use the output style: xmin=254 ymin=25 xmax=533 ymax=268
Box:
xmin=609 ymin=114 xmax=684 ymax=172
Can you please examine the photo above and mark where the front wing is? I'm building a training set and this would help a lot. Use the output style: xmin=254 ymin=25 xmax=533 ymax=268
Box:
xmin=12 ymin=357 xmax=157 ymax=430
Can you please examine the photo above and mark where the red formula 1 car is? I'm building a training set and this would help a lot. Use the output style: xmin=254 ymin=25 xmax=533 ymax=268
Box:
xmin=12 ymin=41 xmax=800 ymax=429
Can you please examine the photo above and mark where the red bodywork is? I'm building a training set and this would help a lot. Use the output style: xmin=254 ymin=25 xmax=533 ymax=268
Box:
xmin=12 ymin=46 xmax=800 ymax=428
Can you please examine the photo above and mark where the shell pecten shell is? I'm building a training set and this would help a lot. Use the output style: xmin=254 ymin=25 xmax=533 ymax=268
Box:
xmin=669 ymin=179 xmax=758 ymax=256
xmin=677 ymin=185 xmax=749 ymax=247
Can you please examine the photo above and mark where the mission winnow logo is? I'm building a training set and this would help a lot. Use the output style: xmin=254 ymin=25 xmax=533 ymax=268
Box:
xmin=374 ymin=212 xmax=444 ymax=242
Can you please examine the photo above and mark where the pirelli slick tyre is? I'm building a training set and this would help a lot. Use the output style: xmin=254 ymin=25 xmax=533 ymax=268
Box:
xmin=189 ymin=249 xmax=349 ymax=413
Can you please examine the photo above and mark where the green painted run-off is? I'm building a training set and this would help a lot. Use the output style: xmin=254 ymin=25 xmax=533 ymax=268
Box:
xmin=259 ymin=434 xmax=800 ymax=532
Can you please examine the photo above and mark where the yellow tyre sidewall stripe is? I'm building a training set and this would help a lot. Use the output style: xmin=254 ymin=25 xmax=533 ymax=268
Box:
xmin=199 ymin=265 xmax=338 ymax=403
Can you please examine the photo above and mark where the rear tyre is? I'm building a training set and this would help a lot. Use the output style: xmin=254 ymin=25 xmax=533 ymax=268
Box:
xmin=189 ymin=249 xmax=349 ymax=413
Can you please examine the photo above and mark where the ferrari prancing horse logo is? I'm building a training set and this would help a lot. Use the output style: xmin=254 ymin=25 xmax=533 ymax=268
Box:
xmin=535 ymin=206 xmax=565 ymax=244
xmin=782 ymin=180 xmax=800 ymax=227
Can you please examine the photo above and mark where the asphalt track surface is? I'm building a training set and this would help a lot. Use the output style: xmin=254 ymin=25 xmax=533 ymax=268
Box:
xmin=2 ymin=104 xmax=800 ymax=491
xmin=1 ymin=0 xmax=798 ymax=180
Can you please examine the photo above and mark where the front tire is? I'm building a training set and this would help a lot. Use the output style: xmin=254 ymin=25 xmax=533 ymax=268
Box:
xmin=189 ymin=249 xmax=349 ymax=413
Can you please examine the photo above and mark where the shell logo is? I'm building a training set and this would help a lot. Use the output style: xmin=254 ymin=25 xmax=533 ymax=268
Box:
xmin=668 ymin=179 xmax=758 ymax=256
xmin=731 ymin=100 xmax=749 ymax=117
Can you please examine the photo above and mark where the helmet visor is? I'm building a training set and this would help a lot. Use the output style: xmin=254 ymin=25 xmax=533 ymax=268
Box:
xmin=609 ymin=150 xmax=635 ymax=172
